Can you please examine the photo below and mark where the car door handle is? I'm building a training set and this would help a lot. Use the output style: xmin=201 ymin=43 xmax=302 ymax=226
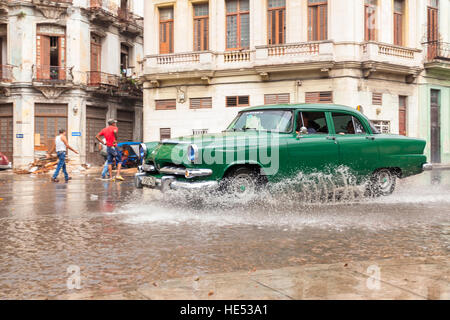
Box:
xmin=366 ymin=136 xmax=376 ymax=141
xmin=326 ymin=136 xmax=336 ymax=140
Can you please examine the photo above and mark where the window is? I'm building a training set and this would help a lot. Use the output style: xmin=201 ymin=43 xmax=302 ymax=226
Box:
xmin=372 ymin=92 xmax=382 ymax=105
xmin=155 ymin=99 xmax=176 ymax=110
xmin=268 ymin=0 xmax=286 ymax=45
xmin=160 ymin=128 xmax=171 ymax=140
xmin=332 ymin=113 xmax=366 ymax=135
xmin=399 ymin=96 xmax=407 ymax=136
xmin=393 ymin=0 xmax=404 ymax=46
xmin=364 ymin=0 xmax=377 ymax=41
xmin=194 ymin=3 xmax=209 ymax=51
xmin=120 ymin=44 xmax=130 ymax=75
xmin=190 ymin=97 xmax=212 ymax=109
xmin=226 ymin=95 xmax=250 ymax=107
xmin=159 ymin=7 xmax=174 ymax=54
xmin=228 ymin=109 xmax=293 ymax=133
xmin=36 ymin=25 xmax=66 ymax=80
xmin=89 ymin=35 xmax=102 ymax=85
xmin=308 ymin=0 xmax=327 ymax=41
xmin=371 ymin=120 xmax=390 ymax=133
xmin=226 ymin=0 xmax=250 ymax=50
xmin=305 ymin=91 xmax=333 ymax=104
xmin=264 ymin=93 xmax=290 ymax=105
xmin=297 ymin=111 xmax=328 ymax=134
xmin=427 ymin=0 xmax=439 ymax=60
xmin=193 ymin=129 xmax=209 ymax=135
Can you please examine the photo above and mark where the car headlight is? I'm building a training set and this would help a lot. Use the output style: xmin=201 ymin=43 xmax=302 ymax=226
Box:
xmin=140 ymin=143 xmax=148 ymax=160
xmin=187 ymin=144 xmax=198 ymax=163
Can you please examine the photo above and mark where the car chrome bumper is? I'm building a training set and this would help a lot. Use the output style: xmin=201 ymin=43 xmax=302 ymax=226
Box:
xmin=422 ymin=163 xmax=433 ymax=171
xmin=0 ymin=162 xmax=12 ymax=170
xmin=135 ymin=173 xmax=219 ymax=191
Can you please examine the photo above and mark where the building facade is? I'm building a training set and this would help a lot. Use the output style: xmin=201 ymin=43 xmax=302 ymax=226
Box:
xmin=0 ymin=0 xmax=144 ymax=168
xmin=142 ymin=0 xmax=450 ymax=164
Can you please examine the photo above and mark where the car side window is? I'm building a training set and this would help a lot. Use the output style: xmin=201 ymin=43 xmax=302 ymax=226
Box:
xmin=296 ymin=111 xmax=329 ymax=134
xmin=332 ymin=113 xmax=366 ymax=135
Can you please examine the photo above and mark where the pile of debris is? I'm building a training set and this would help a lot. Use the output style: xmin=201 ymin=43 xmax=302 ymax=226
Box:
xmin=14 ymin=155 xmax=62 ymax=175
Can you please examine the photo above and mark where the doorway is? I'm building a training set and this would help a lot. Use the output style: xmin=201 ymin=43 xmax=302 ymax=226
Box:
xmin=430 ymin=89 xmax=441 ymax=163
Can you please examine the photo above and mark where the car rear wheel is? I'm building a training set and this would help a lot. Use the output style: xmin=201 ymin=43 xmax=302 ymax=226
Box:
xmin=222 ymin=167 xmax=265 ymax=198
xmin=367 ymin=168 xmax=396 ymax=197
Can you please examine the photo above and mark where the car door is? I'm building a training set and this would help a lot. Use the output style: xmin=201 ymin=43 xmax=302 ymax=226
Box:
xmin=286 ymin=110 xmax=339 ymax=175
xmin=331 ymin=112 xmax=379 ymax=177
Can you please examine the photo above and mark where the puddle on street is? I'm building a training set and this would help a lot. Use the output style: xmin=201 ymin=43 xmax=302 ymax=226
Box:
xmin=0 ymin=171 xmax=448 ymax=299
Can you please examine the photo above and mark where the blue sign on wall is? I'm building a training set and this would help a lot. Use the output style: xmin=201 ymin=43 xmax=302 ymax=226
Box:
xmin=16 ymin=134 xmax=24 ymax=139
xmin=72 ymin=132 xmax=82 ymax=137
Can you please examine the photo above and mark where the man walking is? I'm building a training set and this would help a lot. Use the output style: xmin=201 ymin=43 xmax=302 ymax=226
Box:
xmin=48 ymin=129 xmax=78 ymax=183
xmin=96 ymin=119 xmax=124 ymax=181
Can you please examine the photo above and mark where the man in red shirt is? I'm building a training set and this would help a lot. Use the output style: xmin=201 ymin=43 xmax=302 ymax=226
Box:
xmin=96 ymin=119 xmax=124 ymax=181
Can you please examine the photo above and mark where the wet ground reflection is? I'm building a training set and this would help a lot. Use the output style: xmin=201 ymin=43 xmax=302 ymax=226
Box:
xmin=0 ymin=171 xmax=448 ymax=299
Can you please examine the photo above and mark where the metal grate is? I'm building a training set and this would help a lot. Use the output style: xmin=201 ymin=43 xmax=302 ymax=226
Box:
xmin=372 ymin=92 xmax=382 ymax=105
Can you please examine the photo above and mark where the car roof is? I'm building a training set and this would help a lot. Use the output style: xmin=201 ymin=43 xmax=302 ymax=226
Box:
xmin=243 ymin=103 xmax=359 ymax=113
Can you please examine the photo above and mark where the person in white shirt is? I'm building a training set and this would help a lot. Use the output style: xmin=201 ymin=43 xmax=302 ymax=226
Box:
xmin=48 ymin=129 xmax=78 ymax=183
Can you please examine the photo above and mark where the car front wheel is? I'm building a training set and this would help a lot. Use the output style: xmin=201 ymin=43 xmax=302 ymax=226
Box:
xmin=368 ymin=168 xmax=397 ymax=197
xmin=222 ymin=167 xmax=265 ymax=198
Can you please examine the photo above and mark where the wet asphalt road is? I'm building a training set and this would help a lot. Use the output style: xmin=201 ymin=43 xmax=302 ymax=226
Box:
xmin=0 ymin=170 xmax=449 ymax=299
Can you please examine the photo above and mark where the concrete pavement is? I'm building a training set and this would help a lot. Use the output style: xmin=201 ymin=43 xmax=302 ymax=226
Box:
xmin=57 ymin=256 xmax=449 ymax=300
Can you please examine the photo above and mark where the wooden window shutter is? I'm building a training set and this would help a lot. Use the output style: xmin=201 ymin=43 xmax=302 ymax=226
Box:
xmin=190 ymin=97 xmax=212 ymax=109
xmin=372 ymin=92 xmax=382 ymax=105
xmin=308 ymin=1 xmax=327 ymax=41
xmin=159 ymin=8 xmax=174 ymax=54
xmin=58 ymin=36 xmax=66 ymax=80
xmin=37 ymin=35 xmax=51 ymax=80
xmin=265 ymin=93 xmax=290 ymax=105
xmin=226 ymin=96 xmax=249 ymax=107
xmin=194 ymin=3 xmax=209 ymax=51
xmin=268 ymin=1 xmax=286 ymax=45
xmin=155 ymin=99 xmax=176 ymax=110
xmin=306 ymin=91 xmax=333 ymax=104
xmin=398 ymin=96 xmax=407 ymax=136
xmin=160 ymin=128 xmax=171 ymax=140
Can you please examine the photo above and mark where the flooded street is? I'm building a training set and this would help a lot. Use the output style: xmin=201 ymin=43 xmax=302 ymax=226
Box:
xmin=0 ymin=171 xmax=449 ymax=299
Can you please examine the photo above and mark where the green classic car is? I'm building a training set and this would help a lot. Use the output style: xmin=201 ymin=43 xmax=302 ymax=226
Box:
xmin=135 ymin=104 xmax=431 ymax=197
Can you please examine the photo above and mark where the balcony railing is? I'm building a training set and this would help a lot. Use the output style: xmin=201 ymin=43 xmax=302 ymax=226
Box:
xmin=156 ymin=52 xmax=200 ymax=65
xmin=424 ymin=41 xmax=450 ymax=62
xmin=223 ymin=50 xmax=252 ymax=62
xmin=0 ymin=65 xmax=13 ymax=82
xmin=87 ymin=71 xmax=119 ymax=87
xmin=361 ymin=41 xmax=421 ymax=67
xmin=33 ymin=0 xmax=73 ymax=4
xmin=266 ymin=42 xmax=320 ymax=56
xmin=33 ymin=65 xmax=73 ymax=83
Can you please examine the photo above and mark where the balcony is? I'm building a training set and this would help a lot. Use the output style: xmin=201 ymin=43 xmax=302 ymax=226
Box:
xmin=87 ymin=71 xmax=119 ymax=88
xmin=143 ymin=41 xmax=423 ymax=82
xmin=32 ymin=65 xmax=74 ymax=99
xmin=33 ymin=65 xmax=73 ymax=84
xmin=144 ymin=42 xmax=335 ymax=80
xmin=87 ymin=0 xmax=116 ymax=25
xmin=32 ymin=0 xmax=72 ymax=19
xmin=423 ymin=41 xmax=450 ymax=72
xmin=360 ymin=41 xmax=422 ymax=77
xmin=0 ymin=65 xmax=13 ymax=82
xmin=117 ymin=8 xmax=143 ymax=37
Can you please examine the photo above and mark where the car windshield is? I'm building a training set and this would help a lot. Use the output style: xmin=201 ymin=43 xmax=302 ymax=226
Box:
xmin=227 ymin=110 xmax=293 ymax=133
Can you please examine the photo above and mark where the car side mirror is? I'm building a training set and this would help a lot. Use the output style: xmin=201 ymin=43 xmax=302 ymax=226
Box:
xmin=296 ymin=127 xmax=308 ymax=139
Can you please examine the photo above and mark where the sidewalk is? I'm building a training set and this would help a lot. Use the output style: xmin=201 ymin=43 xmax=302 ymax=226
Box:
xmin=57 ymin=256 xmax=449 ymax=300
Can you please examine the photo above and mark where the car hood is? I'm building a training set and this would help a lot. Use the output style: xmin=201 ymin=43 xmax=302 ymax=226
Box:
xmin=147 ymin=131 xmax=287 ymax=166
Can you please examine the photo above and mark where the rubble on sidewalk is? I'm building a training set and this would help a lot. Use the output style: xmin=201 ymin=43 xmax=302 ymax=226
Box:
xmin=13 ymin=155 xmax=90 ymax=175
